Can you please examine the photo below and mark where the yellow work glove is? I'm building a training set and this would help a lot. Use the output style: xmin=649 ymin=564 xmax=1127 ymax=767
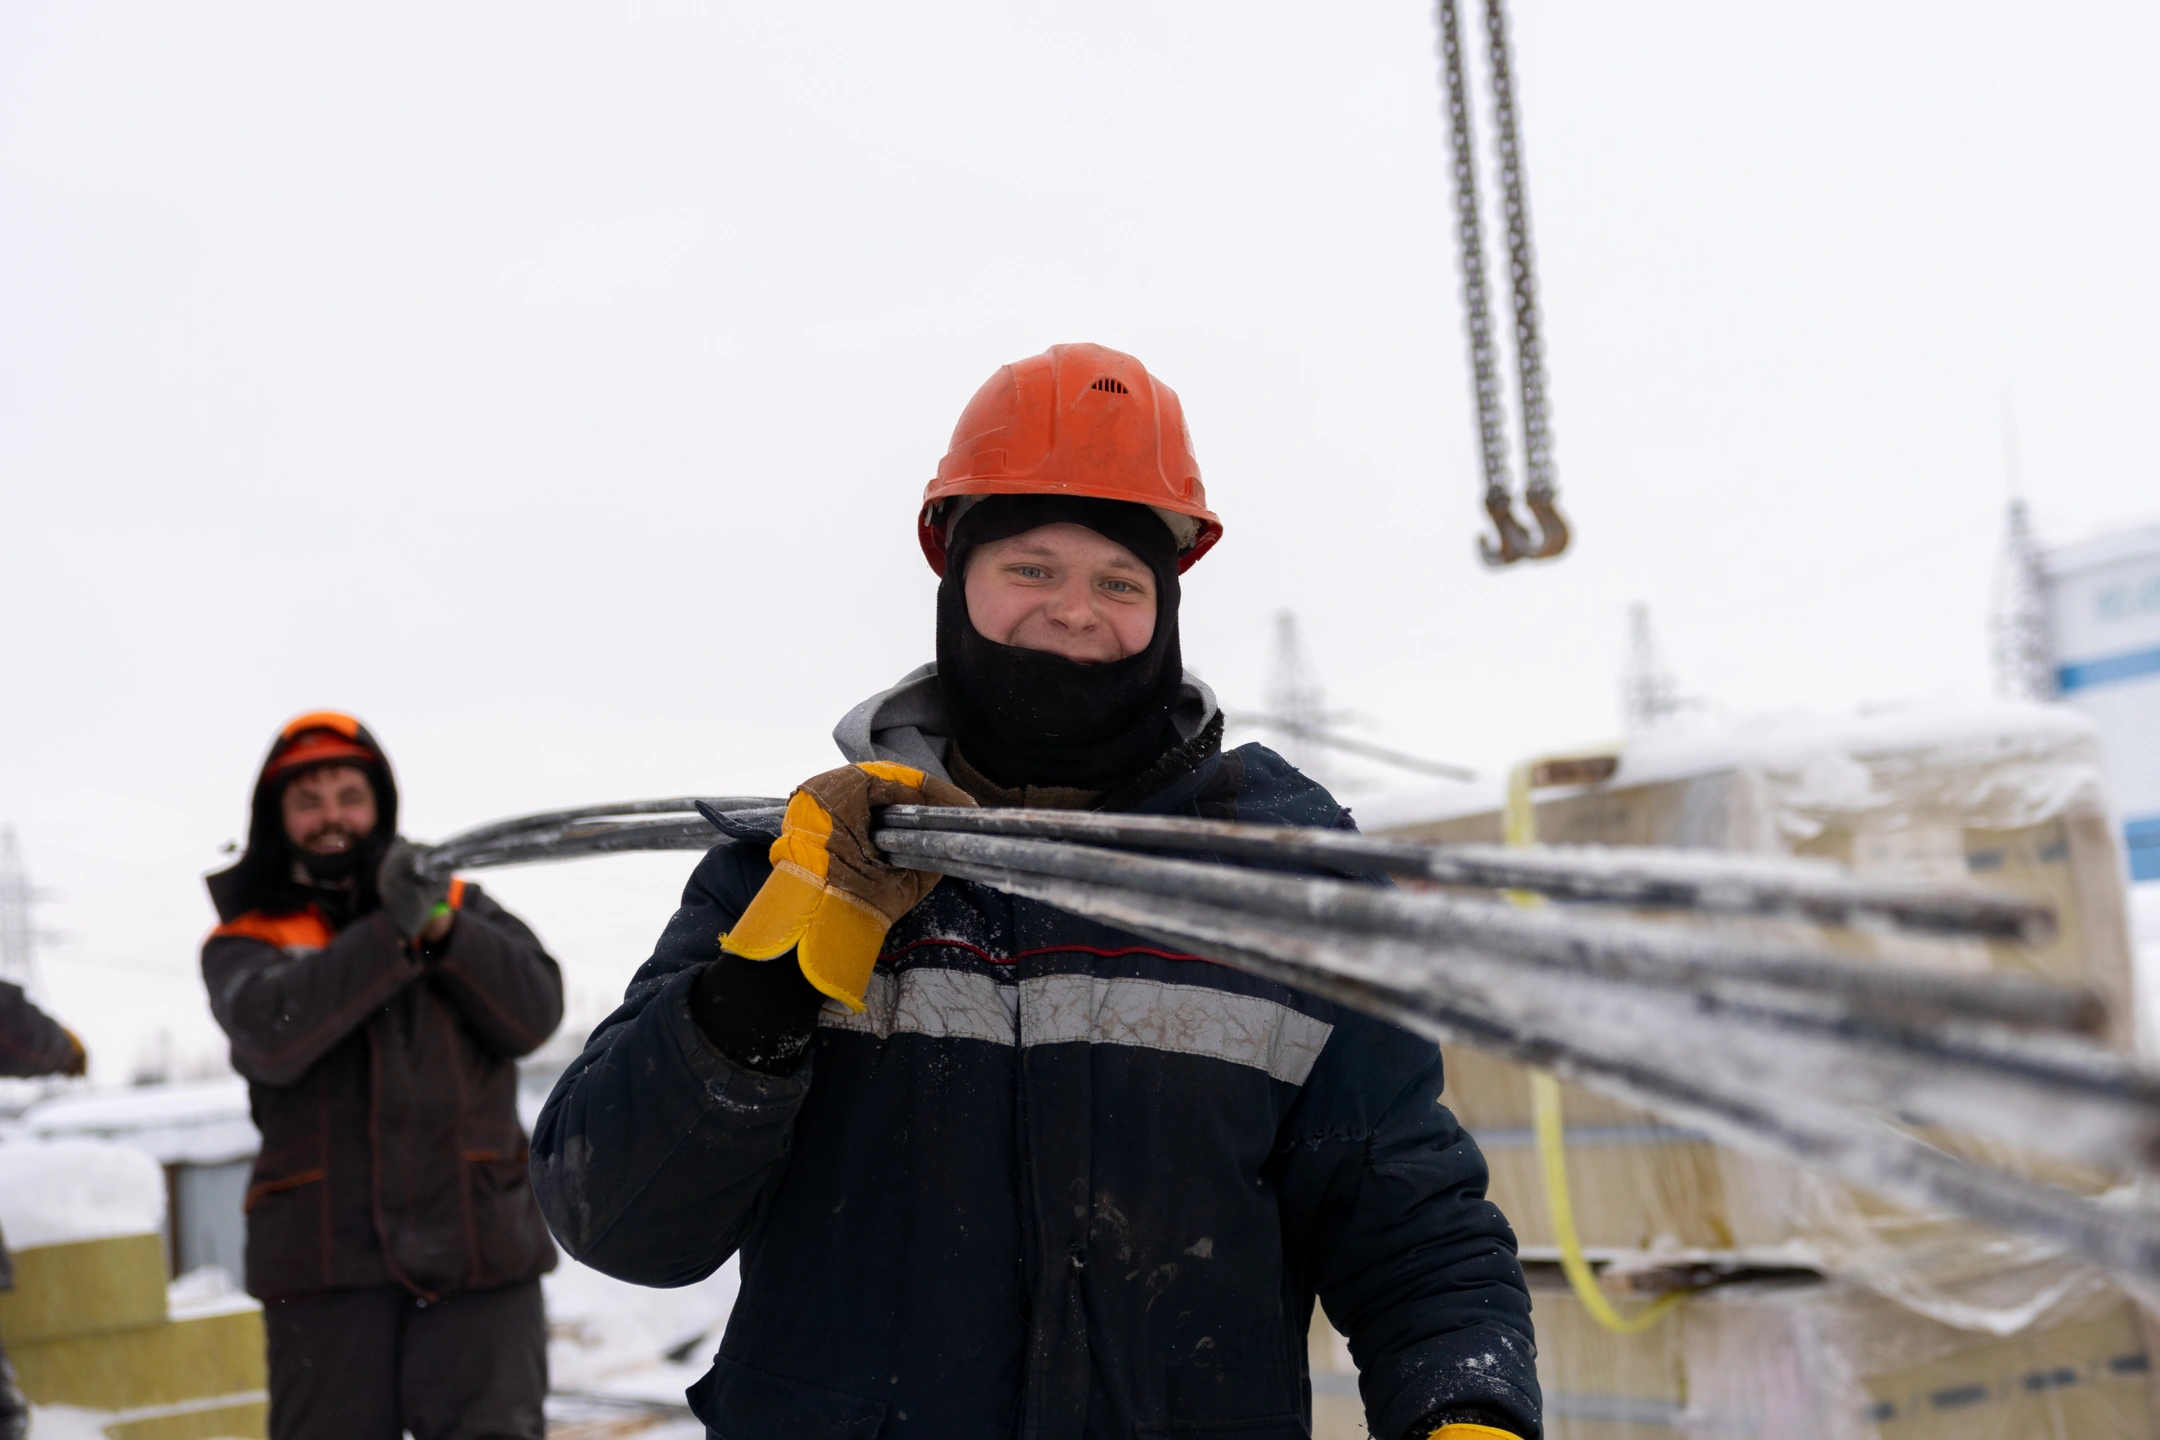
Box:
xmin=1427 ymin=1426 xmax=1521 ymax=1440
xmin=721 ymin=761 xmax=977 ymax=1012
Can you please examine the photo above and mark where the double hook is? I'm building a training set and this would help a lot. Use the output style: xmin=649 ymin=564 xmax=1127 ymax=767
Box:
xmin=1477 ymin=485 xmax=1570 ymax=566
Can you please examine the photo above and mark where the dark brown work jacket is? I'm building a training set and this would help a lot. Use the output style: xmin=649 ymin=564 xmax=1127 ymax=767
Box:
xmin=202 ymin=879 xmax=562 ymax=1300
xmin=0 ymin=982 xmax=82 ymax=1293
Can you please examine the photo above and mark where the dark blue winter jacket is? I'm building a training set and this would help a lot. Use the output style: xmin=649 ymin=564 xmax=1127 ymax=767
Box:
xmin=530 ymin=672 xmax=1539 ymax=1440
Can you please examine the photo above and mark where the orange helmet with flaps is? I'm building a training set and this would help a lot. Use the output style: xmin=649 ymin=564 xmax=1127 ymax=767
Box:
xmin=919 ymin=343 xmax=1224 ymax=576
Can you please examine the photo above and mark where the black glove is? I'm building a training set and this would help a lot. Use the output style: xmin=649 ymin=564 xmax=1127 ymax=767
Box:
xmin=375 ymin=839 xmax=451 ymax=941
xmin=690 ymin=953 xmax=828 ymax=1075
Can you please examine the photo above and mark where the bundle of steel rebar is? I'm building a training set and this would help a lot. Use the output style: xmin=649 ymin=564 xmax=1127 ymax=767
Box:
xmin=414 ymin=797 xmax=2160 ymax=1279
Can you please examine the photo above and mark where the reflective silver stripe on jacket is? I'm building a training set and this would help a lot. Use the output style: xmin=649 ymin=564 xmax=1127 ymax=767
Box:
xmin=823 ymin=967 xmax=1333 ymax=1086
xmin=825 ymin=965 xmax=1017 ymax=1048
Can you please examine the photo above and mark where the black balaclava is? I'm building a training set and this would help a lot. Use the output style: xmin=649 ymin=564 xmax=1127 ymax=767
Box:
xmin=937 ymin=494 xmax=1186 ymax=791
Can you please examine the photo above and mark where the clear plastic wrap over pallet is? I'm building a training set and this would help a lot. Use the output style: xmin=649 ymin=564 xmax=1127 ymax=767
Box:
xmin=1535 ymin=1272 xmax=2156 ymax=1440
xmin=1305 ymin=1268 xmax=2159 ymax=1439
xmin=1364 ymin=701 xmax=2145 ymax=1333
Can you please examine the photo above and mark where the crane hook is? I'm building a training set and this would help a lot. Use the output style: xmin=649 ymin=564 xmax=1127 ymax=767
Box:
xmin=1477 ymin=486 xmax=1538 ymax=566
xmin=1523 ymin=486 xmax=1570 ymax=560
xmin=1477 ymin=487 xmax=1570 ymax=566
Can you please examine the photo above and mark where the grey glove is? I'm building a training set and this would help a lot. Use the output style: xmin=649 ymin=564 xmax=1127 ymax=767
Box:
xmin=375 ymin=839 xmax=451 ymax=941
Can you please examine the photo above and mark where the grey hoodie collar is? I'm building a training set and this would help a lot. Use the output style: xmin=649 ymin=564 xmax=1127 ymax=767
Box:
xmin=832 ymin=662 xmax=1221 ymax=783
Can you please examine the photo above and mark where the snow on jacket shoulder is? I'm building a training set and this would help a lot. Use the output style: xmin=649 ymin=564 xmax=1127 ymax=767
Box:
xmin=531 ymin=741 xmax=1540 ymax=1440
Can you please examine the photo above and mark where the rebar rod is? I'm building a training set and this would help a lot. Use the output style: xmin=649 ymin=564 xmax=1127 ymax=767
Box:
xmin=877 ymin=832 xmax=2159 ymax=1175
xmin=877 ymin=826 xmax=2095 ymax=1035
xmin=415 ymin=802 xmax=2090 ymax=1038
xmin=417 ymin=798 xmax=2058 ymax=943
xmin=878 ymin=806 xmax=2056 ymax=942
xmin=414 ymin=800 xmax=776 ymax=880
xmin=401 ymin=795 xmax=2158 ymax=1276
xmin=903 ymin=847 xmax=2160 ymax=1279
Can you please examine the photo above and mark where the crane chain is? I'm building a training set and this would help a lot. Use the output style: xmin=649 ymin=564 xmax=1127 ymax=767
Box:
xmin=1480 ymin=0 xmax=1555 ymax=510
xmin=1434 ymin=0 xmax=1519 ymax=550
xmin=1434 ymin=0 xmax=1567 ymax=564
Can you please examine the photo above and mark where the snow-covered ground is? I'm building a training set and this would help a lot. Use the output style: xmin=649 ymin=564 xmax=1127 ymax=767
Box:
xmin=543 ymin=1252 xmax=738 ymax=1434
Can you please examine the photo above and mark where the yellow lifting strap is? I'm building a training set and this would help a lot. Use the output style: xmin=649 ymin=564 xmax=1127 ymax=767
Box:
xmin=1505 ymin=759 xmax=1685 ymax=1337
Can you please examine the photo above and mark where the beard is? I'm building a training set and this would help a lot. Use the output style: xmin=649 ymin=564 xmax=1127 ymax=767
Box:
xmin=295 ymin=832 xmax=367 ymax=882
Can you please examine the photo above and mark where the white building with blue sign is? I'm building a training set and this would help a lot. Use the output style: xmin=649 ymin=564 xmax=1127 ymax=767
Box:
xmin=2048 ymin=524 xmax=2160 ymax=882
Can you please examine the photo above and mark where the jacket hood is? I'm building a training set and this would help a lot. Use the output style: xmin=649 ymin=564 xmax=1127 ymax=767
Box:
xmin=206 ymin=716 xmax=399 ymax=923
xmin=832 ymin=663 xmax=1220 ymax=781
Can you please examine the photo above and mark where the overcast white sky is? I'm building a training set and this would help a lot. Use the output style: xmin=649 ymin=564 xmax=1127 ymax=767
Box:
xmin=3 ymin=2 xmax=2155 ymax=1080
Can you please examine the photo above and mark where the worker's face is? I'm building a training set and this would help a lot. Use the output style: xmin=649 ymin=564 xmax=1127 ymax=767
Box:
xmin=964 ymin=523 xmax=1157 ymax=664
xmin=281 ymin=765 xmax=379 ymax=857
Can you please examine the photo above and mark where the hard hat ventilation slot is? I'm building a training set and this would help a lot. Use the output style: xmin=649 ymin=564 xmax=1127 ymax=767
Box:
xmin=1090 ymin=377 xmax=1130 ymax=395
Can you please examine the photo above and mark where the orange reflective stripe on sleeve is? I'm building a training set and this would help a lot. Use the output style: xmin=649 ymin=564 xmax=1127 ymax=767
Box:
xmin=447 ymin=878 xmax=467 ymax=910
xmin=210 ymin=908 xmax=335 ymax=950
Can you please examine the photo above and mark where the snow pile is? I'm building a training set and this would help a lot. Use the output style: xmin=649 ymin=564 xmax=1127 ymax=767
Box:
xmin=21 ymin=1408 xmax=124 ymax=1440
xmin=544 ymin=1252 xmax=739 ymax=1407
xmin=169 ymin=1263 xmax=258 ymax=1320
xmin=22 ymin=1076 xmax=258 ymax=1165
xmin=1358 ymin=700 xmax=2108 ymax=846
xmin=0 ymin=1138 xmax=165 ymax=1249
xmin=30 ymin=1402 xmax=265 ymax=1440
xmin=1617 ymin=700 xmax=2106 ymax=843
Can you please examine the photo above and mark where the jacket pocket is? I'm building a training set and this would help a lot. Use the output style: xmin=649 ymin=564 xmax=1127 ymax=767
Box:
xmin=244 ymin=1157 xmax=326 ymax=1213
xmin=689 ymin=1356 xmax=889 ymax=1440
xmin=242 ymin=1140 xmax=328 ymax=1294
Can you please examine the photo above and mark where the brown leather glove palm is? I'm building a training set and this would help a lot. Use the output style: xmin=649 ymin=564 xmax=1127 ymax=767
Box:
xmin=720 ymin=762 xmax=976 ymax=1012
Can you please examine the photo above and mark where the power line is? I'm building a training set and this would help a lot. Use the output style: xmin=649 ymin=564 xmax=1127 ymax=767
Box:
xmin=1249 ymin=611 xmax=1477 ymax=781
xmin=1228 ymin=715 xmax=1478 ymax=782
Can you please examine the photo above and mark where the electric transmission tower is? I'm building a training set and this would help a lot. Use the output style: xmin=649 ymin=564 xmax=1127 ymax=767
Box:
xmin=1235 ymin=612 xmax=1477 ymax=782
xmin=1619 ymin=602 xmax=1682 ymax=733
xmin=1990 ymin=498 xmax=2056 ymax=702
xmin=1264 ymin=611 xmax=1330 ymax=782
xmin=0 ymin=828 xmax=47 ymax=995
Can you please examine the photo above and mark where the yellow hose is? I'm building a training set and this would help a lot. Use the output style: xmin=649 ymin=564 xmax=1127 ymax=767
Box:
xmin=1505 ymin=761 xmax=1684 ymax=1337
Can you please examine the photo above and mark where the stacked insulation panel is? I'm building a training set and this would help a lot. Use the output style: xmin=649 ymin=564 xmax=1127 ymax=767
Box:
xmin=0 ymin=1140 xmax=265 ymax=1439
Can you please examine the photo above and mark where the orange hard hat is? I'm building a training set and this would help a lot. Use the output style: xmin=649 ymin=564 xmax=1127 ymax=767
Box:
xmin=919 ymin=343 xmax=1223 ymax=576
xmin=263 ymin=710 xmax=382 ymax=781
